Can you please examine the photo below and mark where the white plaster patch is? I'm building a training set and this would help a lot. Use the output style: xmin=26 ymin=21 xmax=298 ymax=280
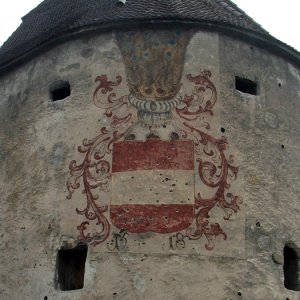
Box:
xmin=133 ymin=273 xmax=146 ymax=293
xmin=112 ymin=170 xmax=194 ymax=205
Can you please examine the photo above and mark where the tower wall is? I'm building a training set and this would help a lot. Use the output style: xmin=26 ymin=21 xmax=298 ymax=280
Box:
xmin=0 ymin=28 xmax=299 ymax=299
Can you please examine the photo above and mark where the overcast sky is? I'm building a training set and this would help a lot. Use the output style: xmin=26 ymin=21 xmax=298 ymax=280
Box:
xmin=0 ymin=0 xmax=299 ymax=51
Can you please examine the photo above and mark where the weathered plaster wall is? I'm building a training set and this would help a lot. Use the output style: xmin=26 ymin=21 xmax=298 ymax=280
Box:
xmin=219 ymin=35 xmax=300 ymax=299
xmin=0 ymin=28 xmax=299 ymax=300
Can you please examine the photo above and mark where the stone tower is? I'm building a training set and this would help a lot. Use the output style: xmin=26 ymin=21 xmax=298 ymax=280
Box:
xmin=0 ymin=1 xmax=299 ymax=299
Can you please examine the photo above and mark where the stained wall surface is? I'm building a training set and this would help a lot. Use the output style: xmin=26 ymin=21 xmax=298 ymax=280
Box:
xmin=0 ymin=28 xmax=299 ymax=300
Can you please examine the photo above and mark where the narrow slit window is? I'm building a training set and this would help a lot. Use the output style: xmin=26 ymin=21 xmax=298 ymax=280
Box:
xmin=235 ymin=76 xmax=257 ymax=95
xmin=49 ymin=80 xmax=71 ymax=101
xmin=284 ymin=243 xmax=300 ymax=291
xmin=56 ymin=243 xmax=88 ymax=291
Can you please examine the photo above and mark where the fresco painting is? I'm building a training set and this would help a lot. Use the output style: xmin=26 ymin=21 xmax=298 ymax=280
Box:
xmin=111 ymin=139 xmax=195 ymax=234
xmin=66 ymin=30 xmax=241 ymax=253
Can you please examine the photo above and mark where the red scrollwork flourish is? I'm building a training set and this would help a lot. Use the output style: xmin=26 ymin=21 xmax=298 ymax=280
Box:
xmin=174 ymin=70 xmax=241 ymax=250
xmin=66 ymin=75 xmax=133 ymax=246
xmin=66 ymin=70 xmax=240 ymax=251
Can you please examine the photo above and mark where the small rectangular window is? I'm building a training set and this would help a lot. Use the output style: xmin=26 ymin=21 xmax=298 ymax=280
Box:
xmin=56 ymin=243 xmax=88 ymax=291
xmin=49 ymin=80 xmax=71 ymax=101
xmin=235 ymin=76 xmax=258 ymax=95
xmin=284 ymin=243 xmax=300 ymax=291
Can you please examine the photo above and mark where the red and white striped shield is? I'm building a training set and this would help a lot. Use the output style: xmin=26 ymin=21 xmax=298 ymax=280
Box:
xmin=110 ymin=139 xmax=194 ymax=234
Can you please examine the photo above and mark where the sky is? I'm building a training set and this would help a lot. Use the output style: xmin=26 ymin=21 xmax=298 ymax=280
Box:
xmin=0 ymin=0 xmax=299 ymax=51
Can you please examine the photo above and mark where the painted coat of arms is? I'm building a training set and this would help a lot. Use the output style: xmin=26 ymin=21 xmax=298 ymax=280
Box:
xmin=66 ymin=30 xmax=241 ymax=252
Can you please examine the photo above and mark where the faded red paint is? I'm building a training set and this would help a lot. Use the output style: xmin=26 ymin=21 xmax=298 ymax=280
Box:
xmin=110 ymin=204 xmax=194 ymax=233
xmin=112 ymin=139 xmax=194 ymax=173
xmin=67 ymin=70 xmax=241 ymax=250
xmin=111 ymin=139 xmax=194 ymax=234
xmin=66 ymin=75 xmax=131 ymax=246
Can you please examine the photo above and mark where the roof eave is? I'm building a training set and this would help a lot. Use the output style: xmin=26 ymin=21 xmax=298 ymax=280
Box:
xmin=0 ymin=19 xmax=299 ymax=77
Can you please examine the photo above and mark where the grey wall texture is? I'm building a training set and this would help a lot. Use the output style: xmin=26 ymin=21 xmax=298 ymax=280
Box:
xmin=0 ymin=25 xmax=300 ymax=300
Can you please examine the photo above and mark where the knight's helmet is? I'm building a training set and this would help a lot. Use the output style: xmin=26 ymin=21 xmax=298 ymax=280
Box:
xmin=116 ymin=29 xmax=193 ymax=140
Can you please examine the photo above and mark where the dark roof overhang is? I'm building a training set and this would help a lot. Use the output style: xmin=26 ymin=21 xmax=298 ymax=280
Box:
xmin=0 ymin=19 xmax=299 ymax=76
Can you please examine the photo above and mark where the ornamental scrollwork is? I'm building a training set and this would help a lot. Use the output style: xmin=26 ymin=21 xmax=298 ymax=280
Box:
xmin=66 ymin=70 xmax=241 ymax=251
xmin=66 ymin=75 xmax=134 ymax=246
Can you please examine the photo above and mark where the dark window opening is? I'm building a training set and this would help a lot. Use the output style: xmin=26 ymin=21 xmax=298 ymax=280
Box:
xmin=49 ymin=80 xmax=71 ymax=101
xmin=235 ymin=76 xmax=257 ymax=95
xmin=56 ymin=243 xmax=88 ymax=291
xmin=284 ymin=243 xmax=300 ymax=291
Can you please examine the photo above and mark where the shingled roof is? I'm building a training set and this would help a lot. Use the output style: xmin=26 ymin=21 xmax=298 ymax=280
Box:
xmin=0 ymin=0 xmax=299 ymax=74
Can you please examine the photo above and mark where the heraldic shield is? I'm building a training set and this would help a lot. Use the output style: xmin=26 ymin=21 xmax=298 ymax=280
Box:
xmin=110 ymin=139 xmax=195 ymax=234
